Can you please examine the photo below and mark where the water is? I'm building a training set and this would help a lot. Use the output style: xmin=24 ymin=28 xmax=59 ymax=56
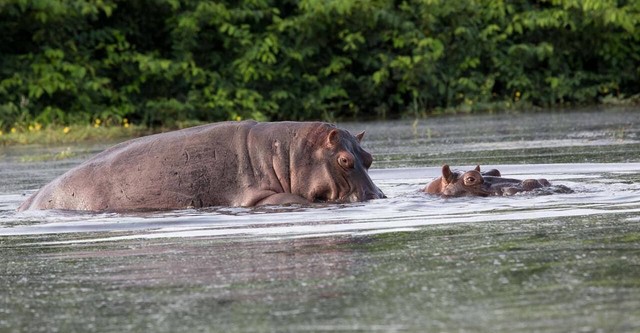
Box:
xmin=1 ymin=108 xmax=640 ymax=332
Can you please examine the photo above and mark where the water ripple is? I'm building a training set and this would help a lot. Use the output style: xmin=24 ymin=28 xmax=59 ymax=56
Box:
xmin=1 ymin=163 xmax=637 ymax=246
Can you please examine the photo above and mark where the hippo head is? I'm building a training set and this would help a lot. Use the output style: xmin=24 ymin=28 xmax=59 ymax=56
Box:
xmin=439 ymin=165 xmax=491 ymax=197
xmin=297 ymin=126 xmax=385 ymax=203
xmin=424 ymin=164 xmax=502 ymax=197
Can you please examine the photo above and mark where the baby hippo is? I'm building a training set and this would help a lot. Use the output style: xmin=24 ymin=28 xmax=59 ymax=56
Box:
xmin=423 ymin=164 xmax=562 ymax=197
xmin=423 ymin=165 xmax=492 ymax=197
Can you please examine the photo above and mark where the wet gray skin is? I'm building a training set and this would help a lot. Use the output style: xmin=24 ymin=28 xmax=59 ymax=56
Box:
xmin=16 ymin=121 xmax=385 ymax=211
xmin=482 ymin=175 xmax=571 ymax=196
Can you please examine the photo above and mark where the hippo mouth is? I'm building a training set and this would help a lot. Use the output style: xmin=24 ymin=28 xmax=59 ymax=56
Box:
xmin=476 ymin=183 xmax=493 ymax=197
xmin=312 ymin=185 xmax=385 ymax=203
xmin=339 ymin=185 xmax=386 ymax=203
xmin=308 ymin=168 xmax=385 ymax=203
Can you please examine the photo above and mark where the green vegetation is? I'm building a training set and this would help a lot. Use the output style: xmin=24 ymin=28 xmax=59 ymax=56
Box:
xmin=0 ymin=122 xmax=148 ymax=145
xmin=1 ymin=0 xmax=639 ymax=135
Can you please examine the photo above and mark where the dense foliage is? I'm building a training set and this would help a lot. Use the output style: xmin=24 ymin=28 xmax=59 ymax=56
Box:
xmin=1 ymin=0 xmax=639 ymax=129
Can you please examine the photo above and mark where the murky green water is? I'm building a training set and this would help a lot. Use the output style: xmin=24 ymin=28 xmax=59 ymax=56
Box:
xmin=1 ymin=108 xmax=640 ymax=332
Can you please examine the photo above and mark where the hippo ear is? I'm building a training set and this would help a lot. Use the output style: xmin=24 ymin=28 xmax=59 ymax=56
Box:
xmin=327 ymin=129 xmax=340 ymax=147
xmin=355 ymin=131 xmax=365 ymax=143
xmin=475 ymin=165 xmax=481 ymax=172
xmin=442 ymin=165 xmax=455 ymax=183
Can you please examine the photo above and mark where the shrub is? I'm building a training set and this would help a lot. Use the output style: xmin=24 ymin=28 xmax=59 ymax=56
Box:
xmin=1 ymin=0 xmax=638 ymax=130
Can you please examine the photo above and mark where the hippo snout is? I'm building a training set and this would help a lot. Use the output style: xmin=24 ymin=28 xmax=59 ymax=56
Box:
xmin=365 ymin=186 xmax=386 ymax=200
xmin=344 ymin=186 xmax=385 ymax=203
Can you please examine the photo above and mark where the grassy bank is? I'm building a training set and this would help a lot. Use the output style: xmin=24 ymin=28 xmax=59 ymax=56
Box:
xmin=0 ymin=122 xmax=148 ymax=146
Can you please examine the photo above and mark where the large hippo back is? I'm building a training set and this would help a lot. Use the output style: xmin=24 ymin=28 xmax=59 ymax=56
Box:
xmin=18 ymin=121 xmax=384 ymax=211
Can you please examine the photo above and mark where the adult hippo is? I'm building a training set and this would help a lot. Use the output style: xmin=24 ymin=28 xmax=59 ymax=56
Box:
xmin=18 ymin=121 xmax=385 ymax=211
xmin=423 ymin=164 xmax=571 ymax=197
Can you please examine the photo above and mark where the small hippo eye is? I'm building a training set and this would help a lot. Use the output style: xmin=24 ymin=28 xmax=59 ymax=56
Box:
xmin=338 ymin=155 xmax=354 ymax=169
xmin=464 ymin=176 xmax=478 ymax=185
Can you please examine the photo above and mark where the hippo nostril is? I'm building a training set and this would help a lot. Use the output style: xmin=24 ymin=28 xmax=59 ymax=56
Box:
xmin=314 ymin=193 xmax=329 ymax=203
xmin=365 ymin=187 xmax=385 ymax=200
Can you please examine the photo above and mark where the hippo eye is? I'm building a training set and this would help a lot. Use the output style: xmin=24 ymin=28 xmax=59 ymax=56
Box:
xmin=338 ymin=154 xmax=354 ymax=169
xmin=464 ymin=176 xmax=478 ymax=185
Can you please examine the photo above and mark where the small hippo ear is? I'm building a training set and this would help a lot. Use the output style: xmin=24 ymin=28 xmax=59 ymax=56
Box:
xmin=327 ymin=129 xmax=340 ymax=147
xmin=355 ymin=131 xmax=365 ymax=143
xmin=475 ymin=165 xmax=481 ymax=172
xmin=442 ymin=165 xmax=454 ymax=183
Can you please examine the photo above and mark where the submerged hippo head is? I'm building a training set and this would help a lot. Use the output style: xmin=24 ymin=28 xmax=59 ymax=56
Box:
xmin=423 ymin=165 xmax=491 ymax=197
xmin=295 ymin=126 xmax=385 ymax=203
xmin=423 ymin=164 xmax=569 ymax=198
